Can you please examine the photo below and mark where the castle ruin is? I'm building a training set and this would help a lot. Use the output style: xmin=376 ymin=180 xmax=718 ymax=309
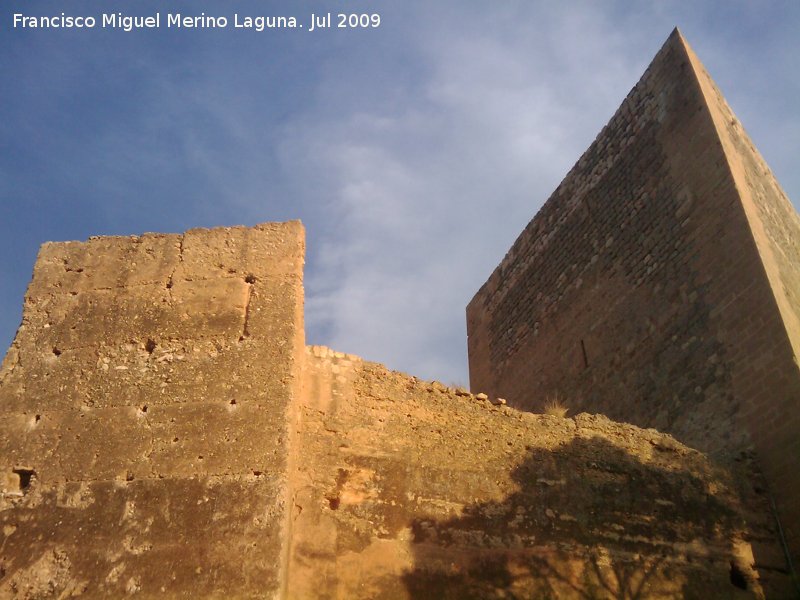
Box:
xmin=1 ymin=29 xmax=798 ymax=599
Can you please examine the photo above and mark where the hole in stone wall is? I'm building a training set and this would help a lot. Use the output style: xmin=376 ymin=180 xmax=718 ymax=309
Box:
xmin=245 ymin=274 xmax=257 ymax=284
xmin=52 ymin=347 xmax=62 ymax=357
xmin=328 ymin=497 xmax=341 ymax=510
xmin=229 ymin=399 xmax=237 ymax=405
xmin=140 ymin=405 xmax=148 ymax=414
xmin=145 ymin=339 xmax=156 ymax=354
xmin=34 ymin=415 xmax=41 ymax=424
xmin=580 ymin=339 xmax=589 ymax=369
xmin=336 ymin=468 xmax=350 ymax=487
xmin=252 ymin=470 xmax=263 ymax=477
xmin=12 ymin=468 xmax=35 ymax=491
xmin=729 ymin=561 xmax=748 ymax=590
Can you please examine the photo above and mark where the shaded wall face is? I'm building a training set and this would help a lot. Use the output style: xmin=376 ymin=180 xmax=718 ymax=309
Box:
xmin=691 ymin=53 xmax=800 ymax=563
xmin=0 ymin=222 xmax=305 ymax=598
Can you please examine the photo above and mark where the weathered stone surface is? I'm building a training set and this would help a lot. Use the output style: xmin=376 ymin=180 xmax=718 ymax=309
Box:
xmin=288 ymin=350 xmax=783 ymax=598
xmin=175 ymin=223 xmax=305 ymax=281
xmin=0 ymin=221 xmax=305 ymax=599
xmin=0 ymin=219 xmax=787 ymax=598
xmin=467 ymin=28 xmax=800 ymax=568
xmin=25 ymin=234 xmax=181 ymax=301
xmin=0 ymin=476 xmax=283 ymax=598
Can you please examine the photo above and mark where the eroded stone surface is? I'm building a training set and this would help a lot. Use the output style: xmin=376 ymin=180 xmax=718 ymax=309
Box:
xmin=0 ymin=221 xmax=787 ymax=598
xmin=287 ymin=350 xmax=784 ymax=598
xmin=0 ymin=221 xmax=306 ymax=599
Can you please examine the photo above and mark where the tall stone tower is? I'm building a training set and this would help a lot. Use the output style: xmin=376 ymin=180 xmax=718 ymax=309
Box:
xmin=467 ymin=28 xmax=800 ymax=566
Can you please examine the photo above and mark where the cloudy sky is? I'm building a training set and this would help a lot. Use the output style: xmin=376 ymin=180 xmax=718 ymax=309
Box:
xmin=2 ymin=1 xmax=798 ymax=386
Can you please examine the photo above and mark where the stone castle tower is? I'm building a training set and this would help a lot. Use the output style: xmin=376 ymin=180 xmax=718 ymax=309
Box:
xmin=1 ymin=30 xmax=798 ymax=598
xmin=468 ymin=28 xmax=800 ymax=578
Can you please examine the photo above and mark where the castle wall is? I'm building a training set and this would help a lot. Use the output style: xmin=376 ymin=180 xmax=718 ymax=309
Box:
xmin=467 ymin=30 xmax=800 ymax=562
xmin=0 ymin=220 xmax=791 ymax=597
xmin=0 ymin=222 xmax=306 ymax=598
xmin=288 ymin=348 xmax=784 ymax=598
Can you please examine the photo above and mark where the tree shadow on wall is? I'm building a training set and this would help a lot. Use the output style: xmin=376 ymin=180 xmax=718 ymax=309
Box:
xmin=402 ymin=434 xmax=761 ymax=599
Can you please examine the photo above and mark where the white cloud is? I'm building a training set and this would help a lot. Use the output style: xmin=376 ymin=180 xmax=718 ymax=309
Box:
xmin=2 ymin=1 xmax=798 ymax=386
xmin=280 ymin=3 xmax=800 ymax=385
xmin=284 ymin=5 xmax=657 ymax=384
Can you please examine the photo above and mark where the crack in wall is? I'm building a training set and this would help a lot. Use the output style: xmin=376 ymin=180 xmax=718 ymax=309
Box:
xmin=139 ymin=406 xmax=156 ymax=466
xmin=10 ymin=331 xmax=248 ymax=357
xmin=241 ymin=278 xmax=254 ymax=340
xmin=51 ymin=433 xmax=66 ymax=476
xmin=25 ymin=267 xmax=284 ymax=303
xmin=166 ymin=235 xmax=184 ymax=303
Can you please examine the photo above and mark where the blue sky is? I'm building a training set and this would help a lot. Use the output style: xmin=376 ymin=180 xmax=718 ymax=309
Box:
xmin=2 ymin=1 xmax=798 ymax=385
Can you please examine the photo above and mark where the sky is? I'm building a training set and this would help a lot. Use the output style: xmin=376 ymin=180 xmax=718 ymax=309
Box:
xmin=1 ymin=1 xmax=799 ymax=386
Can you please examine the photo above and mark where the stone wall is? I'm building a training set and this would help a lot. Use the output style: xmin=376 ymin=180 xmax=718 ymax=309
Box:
xmin=467 ymin=29 xmax=800 ymax=565
xmin=289 ymin=348 xmax=784 ymax=598
xmin=0 ymin=221 xmax=791 ymax=597
xmin=0 ymin=222 xmax=306 ymax=598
